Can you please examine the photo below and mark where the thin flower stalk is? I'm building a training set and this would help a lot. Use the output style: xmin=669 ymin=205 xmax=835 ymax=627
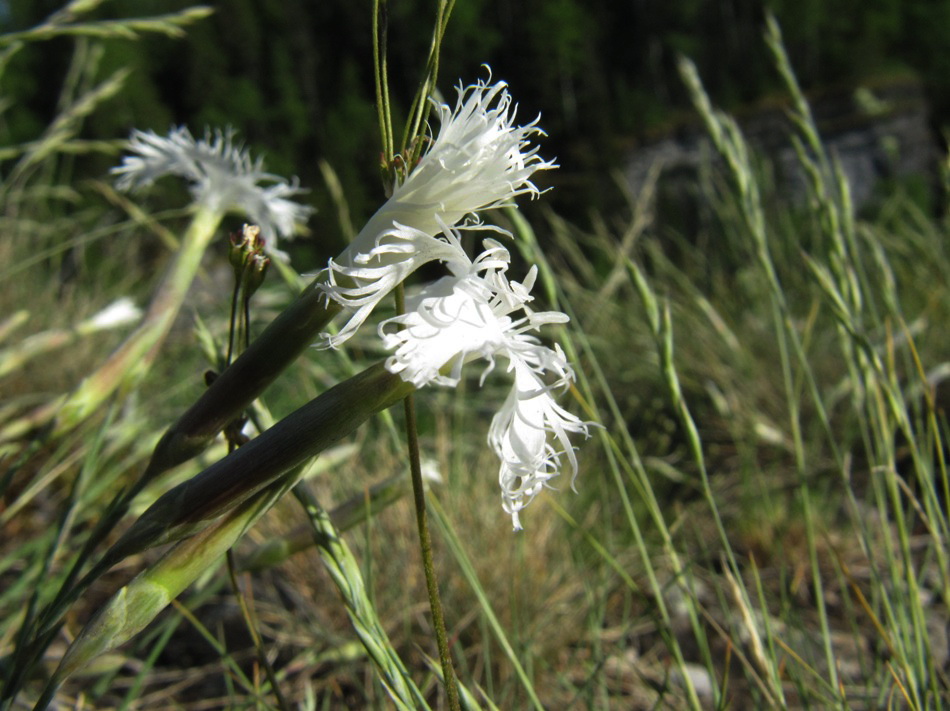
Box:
xmin=400 ymin=384 xmax=460 ymax=710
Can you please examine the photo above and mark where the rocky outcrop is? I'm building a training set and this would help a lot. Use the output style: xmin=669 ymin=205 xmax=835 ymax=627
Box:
xmin=624 ymin=75 xmax=939 ymax=216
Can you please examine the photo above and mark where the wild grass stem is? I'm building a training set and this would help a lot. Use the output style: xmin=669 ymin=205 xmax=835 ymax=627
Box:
xmin=510 ymin=207 xmax=707 ymax=708
xmin=292 ymin=484 xmax=431 ymax=711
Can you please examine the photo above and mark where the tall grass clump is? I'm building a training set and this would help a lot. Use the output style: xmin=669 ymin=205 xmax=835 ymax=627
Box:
xmin=1 ymin=3 xmax=948 ymax=710
xmin=531 ymin=15 xmax=948 ymax=706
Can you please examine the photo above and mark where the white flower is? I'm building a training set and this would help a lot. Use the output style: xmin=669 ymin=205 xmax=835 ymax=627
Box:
xmin=381 ymin=73 xmax=555 ymax=231
xmin=380 ymin=236 xmax=568 ymax=385
xmin=489 ymin=361 xmax=590 ymax=530
xmin=82 ymin=297 xmax=141 ymax=332
xmin=419 ymin=457 xmax=443 ymax=485
xmin=320 ymin=73 xmax=555 ymax=346
xmin=379 ymin=239 xmax=589 ymax=530
xmin=112 ymin=126 xmax=313 ymax=256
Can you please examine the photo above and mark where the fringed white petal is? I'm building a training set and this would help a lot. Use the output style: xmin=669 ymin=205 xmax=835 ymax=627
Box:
xmin=377 ymin=236 xmax=534 ymax=386
xmin=388 ymin=74 xmax=556 ymax=227
xmin=112 ymin=126 xmax=312 ymax=256
xmin=489 ymin=363 xmax=591 ymax=530
xmin=319 ymin=221 xmax=475 ymax=348
xmin=380 ymin=273 xmax=506 ymax=387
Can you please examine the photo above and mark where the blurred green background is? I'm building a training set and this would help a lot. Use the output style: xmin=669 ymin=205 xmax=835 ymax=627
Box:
xmin=3 ymin=0 xmax=948 ymax=260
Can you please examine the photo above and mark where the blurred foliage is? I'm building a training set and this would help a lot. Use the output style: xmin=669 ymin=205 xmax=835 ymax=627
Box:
xmin=2 ymin=0 xmax=948 ymax=257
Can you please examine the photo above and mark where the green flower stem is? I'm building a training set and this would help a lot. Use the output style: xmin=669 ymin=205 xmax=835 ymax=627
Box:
xmin=400 ymin=0 xmax=454 ymax=159
xmin=144 ymin=271 xmax=343 ymax=479
xmin=373 ymin=0 xmax=394 ymax=164
xmin=403 ymin=392 xmax=461 ymax=711
xmin=43 ymin=362 xmax=413 ymax=637
xmin=37 ymin=469 xmax=301 ymax=708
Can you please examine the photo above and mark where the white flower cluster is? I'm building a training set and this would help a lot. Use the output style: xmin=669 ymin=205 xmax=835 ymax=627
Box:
xmin=320 ymin=74 xmax=589 ymax=530
xmin=319 ymin=74 xmax=556 ymax=348
xmin=112 ymin=126 xmax=312 ymax=257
